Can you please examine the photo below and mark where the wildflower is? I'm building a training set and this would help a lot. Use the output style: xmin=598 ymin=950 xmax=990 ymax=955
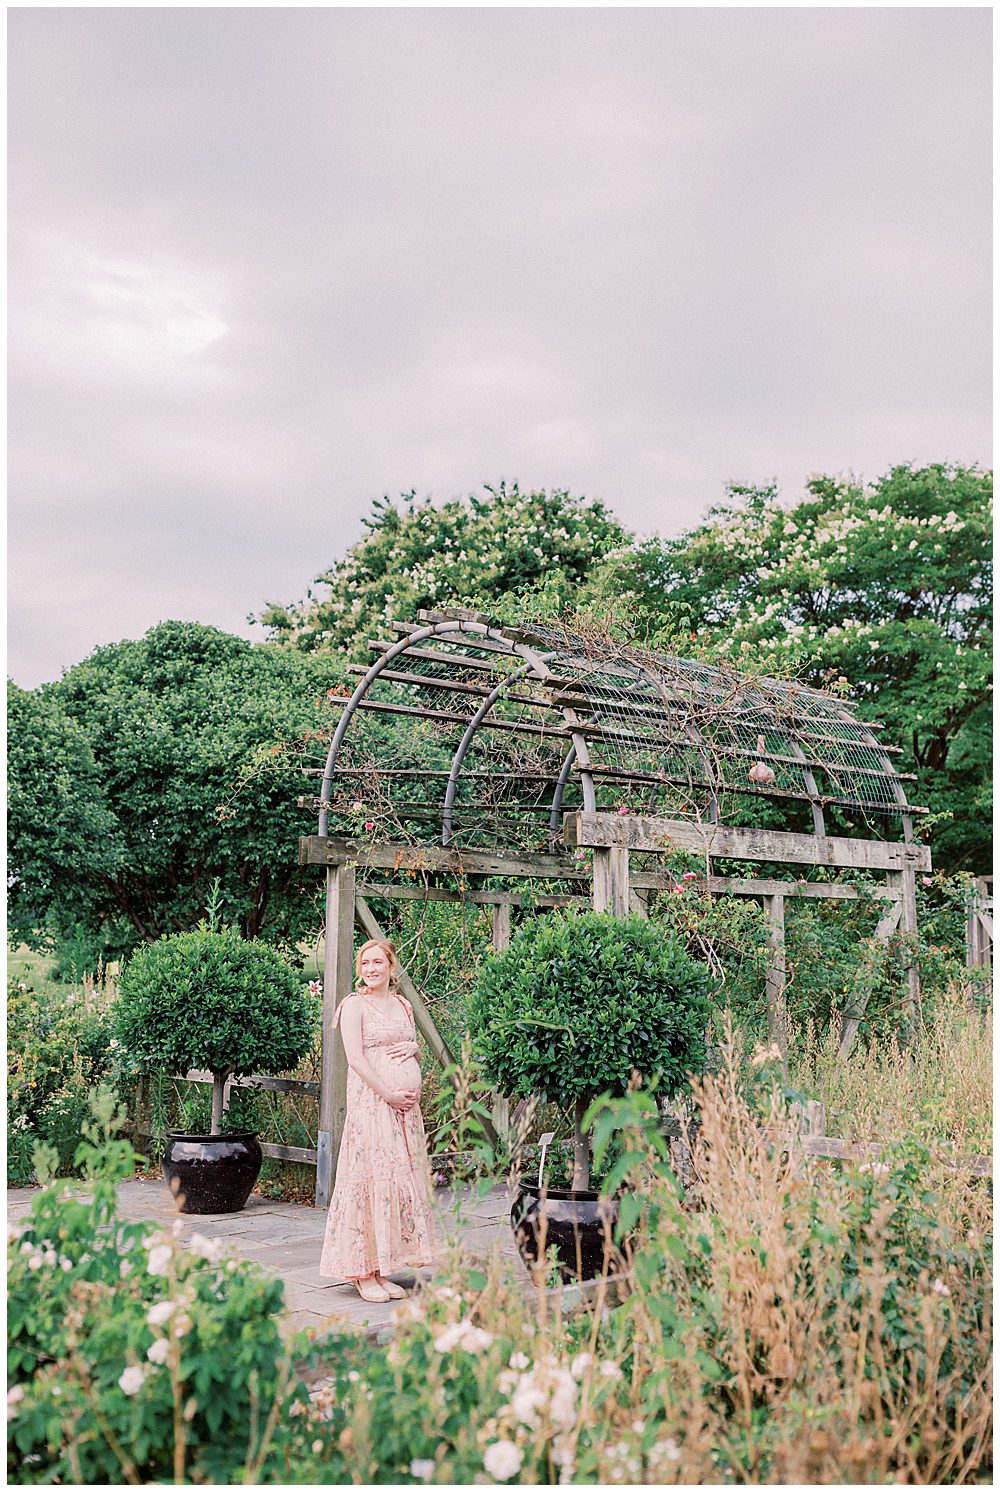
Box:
xmin=511 ymin=1379 xmax=547 ymax=1427
xmin=147 ymin=1300 xmax=175 ymax=1327
xmin=147 ymin=1245 xmax=172 ymax=1277
xmin=598 ymin=1360 xmax=622 ymax=1379
xmin=632 ymin=1418 xmax=645 ymax=1433
xmin=174 ymin=1313 xmax=193 ymax=1338
xmin=483 ymin=1440 xmax=523 ymax=1481
xmin=570 ymin=1351 xmax=592 ymax=1380
xmin=410 ymin=1459 xmax=436 ymax=1481
xmin=931 ymin=1278 xmax=951 ymax=1297
xmin=188 ymin=1233 xmax=222 ymax=1262
xmin=7 ymin=1385 xmax=25 ymax=1418
xmin=27 ymin=1254 xmax=43 ymax=1271
xmin=654 ymin=1438 xmax=681 ymax=1462
xmin=509 ymin=1351 xmax=531 ymax=1371
xmin=147 ymin=1338 xmax=170 ymax=1365
xmin=118 ymin=1366 xmax=146 ymax=1396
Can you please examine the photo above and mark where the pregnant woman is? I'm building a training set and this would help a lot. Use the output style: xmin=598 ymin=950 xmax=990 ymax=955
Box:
xmin=320 ymin=938 xmax=435 ymax=1302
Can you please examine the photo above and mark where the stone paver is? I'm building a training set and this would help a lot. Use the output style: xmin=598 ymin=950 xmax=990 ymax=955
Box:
xmin=7 ymin=1175 xmax=528 ymax=1338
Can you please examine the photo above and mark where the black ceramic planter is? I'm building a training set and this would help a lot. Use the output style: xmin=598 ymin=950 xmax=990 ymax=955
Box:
xmin=162 ymin=1131 xmax=263 ymax=1215
xmin=511 ymin=1184 xmax=623 ymax=1283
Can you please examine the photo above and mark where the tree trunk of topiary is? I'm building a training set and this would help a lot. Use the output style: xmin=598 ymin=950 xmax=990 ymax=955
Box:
xmin=572 ymin=1096 xmax=590 ymax=1191
xmin=211 ymin=1071 xmax=231 ymax=1135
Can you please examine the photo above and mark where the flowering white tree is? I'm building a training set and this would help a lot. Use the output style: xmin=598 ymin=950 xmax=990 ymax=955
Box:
xmin=257 ymin=482 xmax=628 ymax=656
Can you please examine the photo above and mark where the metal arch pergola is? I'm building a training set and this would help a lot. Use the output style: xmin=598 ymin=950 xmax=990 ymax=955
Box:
xmin=298 ymin=608 xmax=931 ymax=1207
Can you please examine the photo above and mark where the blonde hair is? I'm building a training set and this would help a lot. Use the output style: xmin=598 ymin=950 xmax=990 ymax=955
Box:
xmin=354 ymin=938 xmax=399 ymax=992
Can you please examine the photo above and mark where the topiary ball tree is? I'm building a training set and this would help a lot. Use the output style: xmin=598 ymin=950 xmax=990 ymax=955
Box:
xmin=115 ymin=927 xmax=312 ymax=1134
xmin=470 ymin=909 xmax=712 ymax=1189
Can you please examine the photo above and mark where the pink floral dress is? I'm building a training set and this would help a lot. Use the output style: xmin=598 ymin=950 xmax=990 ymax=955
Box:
xmin=320 ymin=992 xmax=435 ymax=1281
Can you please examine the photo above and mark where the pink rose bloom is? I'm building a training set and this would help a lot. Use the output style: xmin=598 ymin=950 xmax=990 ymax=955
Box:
xmin=673 ymin=884 xmax=684 ymax=893
xmin=351 ymin=800 xmax=364 ymax=811
xmin=922 ymin=876 xmax=933 ymax=886
xmin=617 ymin=805 xmax=630 ymax=815
xmin=682 ymin=871 xmax=697 ymax=879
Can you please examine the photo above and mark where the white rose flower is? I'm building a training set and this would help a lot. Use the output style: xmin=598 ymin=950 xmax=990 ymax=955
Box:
xmin=598 ymin=1360 xmax=623 ymax=1379
xmin=570 ymin=1351 xmax=592 ymax=1380
xmin=147 ymin=1338 xmax=170 ymax=1365
xmin=118 ymin=1365 xmax=146 ymax=1396
xmin=509 ymin=1351 xmax=530 ymax=1371
xmin=483 ymin=1439 xmax=523 ymax=1481
xmin=187 ymin=1233 xmax=222 ymax=1262
xmin=410 ymin=1459 xmax=436 ymax=1481
xmin=147 ymin=1300 xmax=175 ymax=1327
xmin=460 ymin=1325 xmax=493 ymax=1353
xmin=146 ymin=1245 xmax=172 ymax=1277
xmin=433 ymin=1322 xmax=467 ymax=1353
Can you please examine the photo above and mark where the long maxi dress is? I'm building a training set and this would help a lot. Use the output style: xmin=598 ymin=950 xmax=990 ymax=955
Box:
xmin=320 ymin=991 xmax=435 ymax=1281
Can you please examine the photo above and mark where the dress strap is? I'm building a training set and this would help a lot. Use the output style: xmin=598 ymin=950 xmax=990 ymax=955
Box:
xmin=331 ymin=992 xmax=362 ymax=1030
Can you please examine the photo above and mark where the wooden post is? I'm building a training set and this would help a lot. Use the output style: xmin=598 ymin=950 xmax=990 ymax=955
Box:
xmin=837 ymin=892 xmax=903 ymax=1060
xmin=316 ymin=861 xmax=356 ymax=1209
xmin=491 ymin=902 xmax=512 ymax=1141
xmin=593 ymin=846 xmax=630 ymax=916
xmin=898 ymin=865 xmax=920 ymax=1036
xmin=763 ymin=893 xmax=786 ymax=1059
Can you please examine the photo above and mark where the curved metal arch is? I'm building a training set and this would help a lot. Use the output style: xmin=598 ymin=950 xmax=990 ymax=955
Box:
xmin=548 ymin=742 xmax=578 ymax=842
xmin=317 ymin=619 xmax=551 ymax=836
xmin=441 ymin=658 xmax=549 ymax=846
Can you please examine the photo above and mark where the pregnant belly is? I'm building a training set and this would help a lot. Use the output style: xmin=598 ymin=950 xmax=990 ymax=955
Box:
xmin=392 ymin=1055 xmax=422 ymax=1092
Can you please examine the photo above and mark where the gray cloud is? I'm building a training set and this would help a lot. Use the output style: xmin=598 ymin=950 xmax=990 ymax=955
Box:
xmin=8 ymin=7 xmax=991 ymax=686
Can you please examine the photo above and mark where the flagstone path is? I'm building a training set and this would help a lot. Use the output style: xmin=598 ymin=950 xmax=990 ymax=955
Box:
xmin=7 ymin=1175 xmax=529 ymax=1339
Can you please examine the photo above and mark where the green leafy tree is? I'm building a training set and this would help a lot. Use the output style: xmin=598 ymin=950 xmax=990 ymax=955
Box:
xmin=597 ymin=464 xmax=992 ymax=870
xmin=257 ymin=482 xmax=629 ymax=655
xmin=115 ymin=926 xmax=312 ymax=1132
xmin=7 ymin=621 xmax=346 ymax=962
xmin=470 ymin=909 xmax=712 ymax=1188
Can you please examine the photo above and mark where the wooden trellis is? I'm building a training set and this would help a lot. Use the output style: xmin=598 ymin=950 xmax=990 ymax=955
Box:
xmin=298 ymin=607 xmax=931 ymax=1208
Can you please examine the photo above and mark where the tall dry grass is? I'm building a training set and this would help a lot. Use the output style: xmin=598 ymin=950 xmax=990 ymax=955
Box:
xmin=788 ymin=982 xmax=993 ymax=1154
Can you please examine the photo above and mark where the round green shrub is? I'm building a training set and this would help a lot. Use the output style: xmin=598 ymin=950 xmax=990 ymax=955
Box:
xmin=114 ymin=927 xmax=311 ymax=1085
xmin=469 ymin=910 xmax=712 ymax=1108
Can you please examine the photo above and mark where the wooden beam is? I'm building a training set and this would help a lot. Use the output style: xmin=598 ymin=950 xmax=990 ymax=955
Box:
xmin=316 ymin=861 xmax=355 ymax=1209
xmin=565 ymin=811 xmax=932 ymax=872
xmin=357 ymin=881 xmax=589 ymax=907
xmin=629 ymin=874 xmax=898 ymax=900
xmin=300 ymin=834 xmax=588 ymax=880
xmin=837 ymin=897 xmax=904 ymax=1060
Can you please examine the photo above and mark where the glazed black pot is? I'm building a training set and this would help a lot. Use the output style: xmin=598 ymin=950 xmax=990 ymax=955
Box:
xmin=511 ymin=1184 xmax=622 ymax=1283
xmin=162 ymin=1131 xmax=263 ymax=1215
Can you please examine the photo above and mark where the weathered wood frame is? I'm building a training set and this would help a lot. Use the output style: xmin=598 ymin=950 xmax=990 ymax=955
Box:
xmin=300 ymin=816 xmax=930 ymax=1207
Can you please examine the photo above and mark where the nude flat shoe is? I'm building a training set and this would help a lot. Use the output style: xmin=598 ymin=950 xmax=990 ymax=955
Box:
xmin=354 ymin=1277 xmax=390 ymax=1303
xmin=376 ymin=1276 xmax=406 ymax=1299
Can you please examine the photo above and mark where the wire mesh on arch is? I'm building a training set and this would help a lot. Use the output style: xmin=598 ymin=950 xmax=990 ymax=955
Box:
xmin=307 ymin=608 xmax=921 ymax=854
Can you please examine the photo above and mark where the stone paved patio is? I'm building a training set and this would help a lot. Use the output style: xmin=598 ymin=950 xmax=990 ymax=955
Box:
xmin=7 ymin=1175 xmax=530 ymax=1339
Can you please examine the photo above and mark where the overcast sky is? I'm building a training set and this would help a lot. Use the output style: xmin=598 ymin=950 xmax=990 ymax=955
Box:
xmin=8 ymin=7 xmax=991 ymax=688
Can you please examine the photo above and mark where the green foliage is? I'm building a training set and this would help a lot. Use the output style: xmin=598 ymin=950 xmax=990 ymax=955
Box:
xmin=115 ymin=926 xmax=312 ymax=1092
xmin=470 ymin=910 xmax=712 ymax=1108
xmin=258 ymin=483 xmax=628 ymax=655
xmin=7 ymin=621 xmax=344 ymax=961
xmin=7 ymin=977 xmax=119 ymax=1183
xmin=596 ymin=464 xmax=992 ymax=869
xmin=7 ymin=1091 xmax=307 ymax=1484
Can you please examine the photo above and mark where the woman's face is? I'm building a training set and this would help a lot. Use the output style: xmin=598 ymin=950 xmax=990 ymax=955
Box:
xmin=360 ymin=947 xmax=391 ymax=988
